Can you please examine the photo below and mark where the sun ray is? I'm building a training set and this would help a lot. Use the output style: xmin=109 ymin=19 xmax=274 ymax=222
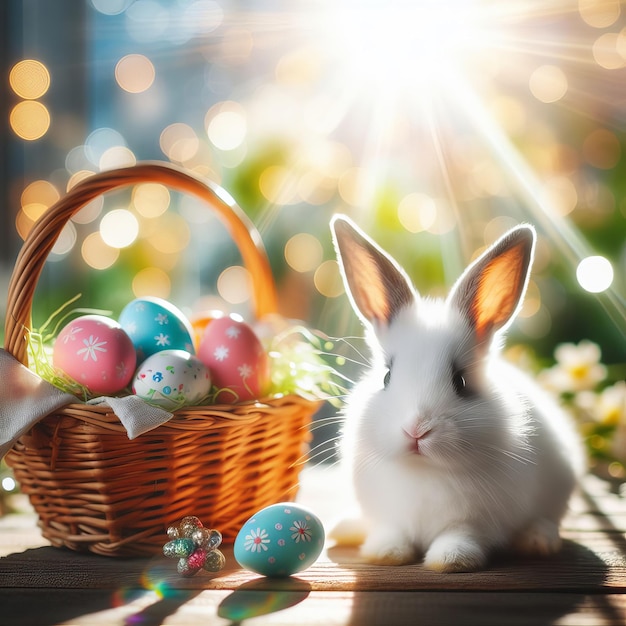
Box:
xmin=443 ymin=72 xmax=626 ymax=335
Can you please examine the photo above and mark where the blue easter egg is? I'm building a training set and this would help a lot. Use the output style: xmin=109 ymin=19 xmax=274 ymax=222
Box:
xmin=234 ymin=503 xmax=325 ymax=577
xmin=119 ymin=297 xmax=194 ymax=363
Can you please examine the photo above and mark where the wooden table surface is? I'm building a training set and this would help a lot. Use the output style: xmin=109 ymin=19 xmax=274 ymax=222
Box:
xmin=1 ymin=467 xmax=625 ymax=626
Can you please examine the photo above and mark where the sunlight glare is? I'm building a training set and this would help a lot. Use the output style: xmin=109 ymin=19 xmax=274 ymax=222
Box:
xmin=323 ymin=0 xmax=483 ymax=94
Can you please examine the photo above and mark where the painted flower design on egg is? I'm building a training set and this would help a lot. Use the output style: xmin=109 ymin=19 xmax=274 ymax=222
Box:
xmin=244 ymin=528 xmax=270 ymax=553
xmin=214 ymin=346 xmax=229 ymax=361
xmin=290 ymin=520 xmax=312 ymax=543
xmin=226 ymin=325 xmax=241 ymax=339
xmin=238 ymin=364 xmax=253 ymax=379
xmin=155 ymin=333 xmax=171 ymax=347
xmin=155 ymin=313 xmax=169 ymax=325
xmin=61 ymin=326 xmax=81 ymax=344
xmin=77 ymin=334 xmax=108 ymax=362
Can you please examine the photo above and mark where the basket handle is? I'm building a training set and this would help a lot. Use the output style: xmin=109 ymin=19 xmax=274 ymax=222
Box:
xmin=4 ymin=161 xmax=279 ymax=367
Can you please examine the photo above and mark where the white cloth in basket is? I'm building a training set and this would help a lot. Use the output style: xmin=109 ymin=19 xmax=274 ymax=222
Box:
xmin=0 ymin=349 xmax=173 ymax=460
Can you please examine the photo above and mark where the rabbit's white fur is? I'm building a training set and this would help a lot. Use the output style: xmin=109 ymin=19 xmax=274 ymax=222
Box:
xmin=331 ymin=216 xmax=583 ymax=572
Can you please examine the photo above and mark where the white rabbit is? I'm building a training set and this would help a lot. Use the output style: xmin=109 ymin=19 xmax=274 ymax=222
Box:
xmin=330 ymin=216 xmax=583 ymax=572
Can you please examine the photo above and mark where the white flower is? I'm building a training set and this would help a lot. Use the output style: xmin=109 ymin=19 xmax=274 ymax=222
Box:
xmin=579 ymin=381 xmax=626 ymax=426
xmin=214 ymin=345 xmax=229 ymax=361
xmin=244 ymin=528 xmax=270 ymax=553
xmin=77 ymin=335 xmax=107 ymax=362
xmin=62 ymin=326 xmax=82 ymax=343
xmin=238 ymin=364 xmax=253 ymax=379
xmin=155 ymin=313 xmax=169 ymax=325
xmin=290 ymin=520 xmax=312 ymax=543
xmin=226 ymin=326 xmax=241 ymax=339
xmin=154 ymin=333 xmax=171 ymax=347
xmin=540 ymin=340 xmax=607 ymax=393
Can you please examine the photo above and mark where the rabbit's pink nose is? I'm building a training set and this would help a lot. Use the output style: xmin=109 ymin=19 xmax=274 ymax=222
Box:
xmin=402 ymin=427 xmax=430 ymax=454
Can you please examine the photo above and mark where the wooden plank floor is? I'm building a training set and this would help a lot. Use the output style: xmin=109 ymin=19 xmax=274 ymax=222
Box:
xmin=1 ymin=468 xmax=625 ymax=625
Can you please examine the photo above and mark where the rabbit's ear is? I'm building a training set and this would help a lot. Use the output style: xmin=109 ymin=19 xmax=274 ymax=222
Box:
xmin=331 ymin=215 xmax=415 ymax=329
xmin=449 ymin=225 xmax=536 ymax=344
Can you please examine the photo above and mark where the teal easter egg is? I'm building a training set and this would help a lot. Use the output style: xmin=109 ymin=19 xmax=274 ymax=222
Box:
xmin=119 ymin=297 xmax=194 ymax=364
xmin=234 ymin=503 xmax=325 ymax=577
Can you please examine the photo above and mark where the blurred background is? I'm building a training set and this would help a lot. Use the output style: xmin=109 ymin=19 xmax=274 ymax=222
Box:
xmin=0 ymin=1 xmax=625 ymax=487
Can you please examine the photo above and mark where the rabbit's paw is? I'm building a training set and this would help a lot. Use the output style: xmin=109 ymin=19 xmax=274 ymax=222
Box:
xmin=513 ymin=518 xmax=562 ymax=556
xmin=424 ymin=531 xmax=487 ymax=573
xmin=361 ymin=529 xmax=416 ymax=565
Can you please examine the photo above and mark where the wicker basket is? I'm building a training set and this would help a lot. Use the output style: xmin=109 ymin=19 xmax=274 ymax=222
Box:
xmin=3 ymin=162 xmax=318 ymax=557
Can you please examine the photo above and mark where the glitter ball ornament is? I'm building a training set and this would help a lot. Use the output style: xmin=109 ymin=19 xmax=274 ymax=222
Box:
xmin=163 ymin=516 xmax=225 ymax=577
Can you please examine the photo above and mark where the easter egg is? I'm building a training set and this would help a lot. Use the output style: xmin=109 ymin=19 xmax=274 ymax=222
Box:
xmin=234 ymin=503 xmax=325 ymax=577
xmin=197 ymin=315 xmax=270 ymax=404
xmin=119 ymin=297 xmax=194 ymax=364
xmin=132 ymin=349 xmax=211 ymax=410
xmin=53 ymin=314 xmax=136 ymax=395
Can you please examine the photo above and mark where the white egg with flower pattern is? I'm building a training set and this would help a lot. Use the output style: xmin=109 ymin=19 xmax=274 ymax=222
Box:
xmin=53 ymin=315 xmax=137 ymax=395
xmin=132 ymin=349 xmax=211 ymax=410
xmin=234 ymin=503 xmax=325 ymax=577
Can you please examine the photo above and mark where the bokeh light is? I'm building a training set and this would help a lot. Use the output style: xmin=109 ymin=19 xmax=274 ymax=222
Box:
xmin=160 ymin=123 xmax=199 ymax=163
xmin=144 ymin=213 xmax=190 ymax=254
xmin=205 ymin=102 xmax=247 ymax=151
xmin=21 ymin=180 xmax=60 ymax=221
xmin=314 ymin=261 xmax=344 ymax=298
xmin=125 ymin=0 xmax=169 ymax=43
xmin=10 ymin=101 xmax=50 ymax=140
xmin=576 ymin=256 xmax=614 ymax=293
xmin=65 ymin=147 xmax=94 ymax=175
xmin=133 ymin=183 xmax=170 ymax=218
xmin=578 ymin=0 xmax=621 ymax=28
xmin=82 ymin=232 xmax=120 ymax=270
xmin=593 ymin=32 xmax=626 ymax=69
xmin=73 ymin=198 xmax=104 ymax=225
xmin=85 ymin=127 xmax=127 ymax=166
xmin=217 ymin=266 xmax=251 ymax=304
xmin=50 ymin=222 xmax=77 ymax=257
xmin=99 ymin=146 xmax=137 ymax=170
xmin=541 ymin=177 xmax=578 ymax=217
xmin=132 ymin=267 xmax=171 ymax=299
xmin=583 ymin=128 xmax=621 ymax=170
xmin=338 ymin=167 xmax=368 ymax=208
xmin=259 ymin=165 xmax=298 ymax=205
xmin=115 ymin=54 xmax=155 ymax=93
xmin=9 ymin=59 xmax=50 ymax=99
xmin=284 ymin=233 xmax=323 ymax=272
xmin=100 ymin=209 xmax=139 ymax=248
xmin=1 ymin=476 xmax=16 ymax=492
xmin=67 ymin=169 xmax=97 ymax=191
xmin=90 ymin=0 xmax=133 ymax=15
xmin=397 ymin=193 xmax=437 ymax=233
xmin=529 ymin=65 xmax=568 ymax=104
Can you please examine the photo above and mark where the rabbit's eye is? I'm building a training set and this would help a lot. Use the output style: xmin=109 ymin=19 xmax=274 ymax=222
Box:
xmin=383 ymin=361 xmax=393 ymax=388
xmin=452 ymin=369 xmax=469 ymax=397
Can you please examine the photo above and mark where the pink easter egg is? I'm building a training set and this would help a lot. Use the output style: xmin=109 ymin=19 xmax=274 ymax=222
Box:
xmin=53 ymin=314 xmax=137 ymax=395
xmin=198 ymin=315 xmax=270 ymax=404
